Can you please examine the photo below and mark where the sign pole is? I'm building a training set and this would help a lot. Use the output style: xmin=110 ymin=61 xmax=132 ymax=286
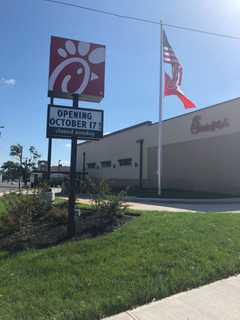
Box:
xmin=67 ymin=94 xmax=79 ymax=238
xmin=47 ymin=97 xmax=54 ymax=182
xmin=46 ymin=102 xmax=103 ymax=239
xmin=82 ymin=152 xmax=86 ymax=181
xmin=47 ymin=138 xmax=52 ymax=181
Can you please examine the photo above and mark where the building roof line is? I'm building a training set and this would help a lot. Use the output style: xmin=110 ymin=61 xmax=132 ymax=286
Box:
xmin=77 ymin=121 xmax=152 ymax=146
xmin=77 ymin=96 xmax=240 ymax=147
xmin=163 ymin=96 xmax=240 ymax=122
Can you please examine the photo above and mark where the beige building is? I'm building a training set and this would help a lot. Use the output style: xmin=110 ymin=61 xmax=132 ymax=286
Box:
xmin=77 ymin=97 xmax=240 ymax=195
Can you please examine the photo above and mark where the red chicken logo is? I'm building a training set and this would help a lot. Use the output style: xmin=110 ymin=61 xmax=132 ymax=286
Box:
xmin=48 ymin=36 xmax=105 ymax=102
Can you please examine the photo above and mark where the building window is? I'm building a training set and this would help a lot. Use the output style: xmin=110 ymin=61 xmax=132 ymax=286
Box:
xmin=118 ymin=158 xmax=132 ymax=166
xmin=87 ymin=162 xmax=96 ymax=169
xmin=101 ymin=161 xmax=112 ymax=168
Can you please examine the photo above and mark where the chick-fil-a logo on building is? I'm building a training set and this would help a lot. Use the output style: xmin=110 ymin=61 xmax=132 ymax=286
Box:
xmin=48 ymin=36 xmax=105 ymax=102
xmin=191 ymin=115 xmax=230 ymax=134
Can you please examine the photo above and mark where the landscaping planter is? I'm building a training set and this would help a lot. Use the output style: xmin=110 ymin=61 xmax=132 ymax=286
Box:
xmin=75 ymin=209 xmax=123 ymax=235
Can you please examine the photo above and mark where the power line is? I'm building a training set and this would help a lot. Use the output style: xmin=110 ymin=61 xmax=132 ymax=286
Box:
xmin=42 ymin=0 xmax=159 ymax=25
xmin=165 ymin=23 xmax=240 ymax=40
xmin=42 ymin=0 xmax=240 ymax=40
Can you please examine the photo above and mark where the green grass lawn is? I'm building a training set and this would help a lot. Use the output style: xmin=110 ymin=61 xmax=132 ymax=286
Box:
xmin=1 ymin=211 xmax=240 ymax=320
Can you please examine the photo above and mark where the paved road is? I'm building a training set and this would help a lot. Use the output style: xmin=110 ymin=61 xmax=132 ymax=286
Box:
xmin=104 ymin=275 xmax=240 ymax=320
xmin=0 ymin=183 xmax=19 ymax=194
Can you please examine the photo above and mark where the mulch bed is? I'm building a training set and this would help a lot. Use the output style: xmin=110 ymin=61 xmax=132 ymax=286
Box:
xmin=0 ymin=209 xmax=136 ymax=252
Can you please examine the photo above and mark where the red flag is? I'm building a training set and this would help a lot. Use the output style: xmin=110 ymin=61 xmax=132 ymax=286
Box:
xmin=163 ymin=31 xmax=196 ymax=109
xmin=164 ymin=73 xmax=196 ymax=109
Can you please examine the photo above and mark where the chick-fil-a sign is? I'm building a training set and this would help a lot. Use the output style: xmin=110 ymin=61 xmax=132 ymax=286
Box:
xmin=191 ymin=115 xmax=230 ymax=134
xmin=48 ymin=36 xmax=105 ymax=102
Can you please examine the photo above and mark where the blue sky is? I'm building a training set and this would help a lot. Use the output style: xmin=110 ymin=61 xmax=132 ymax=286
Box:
xmin=1 ymin=0 xmax=240 ymax=166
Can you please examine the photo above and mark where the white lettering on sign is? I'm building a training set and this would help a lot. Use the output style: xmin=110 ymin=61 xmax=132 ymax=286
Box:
xmin=191 ymin=115 xmax=230 ymax=135
xmin=49 ymin=106 xmax=103 ymax=131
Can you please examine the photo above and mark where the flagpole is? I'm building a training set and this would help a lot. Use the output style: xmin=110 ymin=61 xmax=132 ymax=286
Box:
xmin=158 ymin=20 xmax=164 ymax=196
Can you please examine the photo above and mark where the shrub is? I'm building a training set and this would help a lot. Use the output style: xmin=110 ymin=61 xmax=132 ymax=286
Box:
xmin=47 ymin=206 xmax=68 ymax=225
xmin=91 ymin=191 xmax=128 ymax=219
xmin=75 ymin=176 xmax=99 ymax=194
xmin=0 ymin=191 xmax=54 ymax=239
xmin=62 ymin=176 xmax=111 ymax=196
xmin=36 ymin=181 xmax=52 ymax=193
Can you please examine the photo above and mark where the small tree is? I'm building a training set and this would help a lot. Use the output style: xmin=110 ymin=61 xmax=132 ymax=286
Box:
xmin=10 ymin=144 xmax=41 ymax=187
xmin=29 ymin=146 xmax=41 ymax=161
xmin=1 ymin=161 xmax=21 ymax=182
xmin=10 ymin=144 xmax=23 ymax=188
xmin=10 ymin=144 xmax=23 ymax=163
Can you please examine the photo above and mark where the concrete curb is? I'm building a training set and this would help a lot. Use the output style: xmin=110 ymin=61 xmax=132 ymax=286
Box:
xmin=103 ymin=274 xmax=240 ymax=320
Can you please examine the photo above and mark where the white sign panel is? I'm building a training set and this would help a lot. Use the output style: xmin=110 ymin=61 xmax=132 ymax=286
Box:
xmin=47 ymin=105 xmax=103 ymax=140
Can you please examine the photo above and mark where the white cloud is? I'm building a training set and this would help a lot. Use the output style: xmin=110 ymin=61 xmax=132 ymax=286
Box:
xmin=0 ymin=78 xmax=16 ymax=87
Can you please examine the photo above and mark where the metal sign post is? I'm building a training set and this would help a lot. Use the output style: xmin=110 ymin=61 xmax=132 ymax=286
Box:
xmin=68 ymin=95 xmax=78 ymax=237
xmin=47 ymin=138 xmax=52 ymax=181
xmin=46 ymin=98 xmax=104 ymax=237
xmin=47 ymin=97 xmax=54 ymax=182
xmin=82 ymin=152 xmax=86 ymax=181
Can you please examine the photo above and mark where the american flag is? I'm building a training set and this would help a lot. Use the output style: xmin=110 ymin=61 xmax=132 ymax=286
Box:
xmin=163 ymin=31 xmax=182 ymax=86
xmin=163 ymin=30 xmax=196 ymax=109
xmin=163 ymin=31 xmax=180 ymax=65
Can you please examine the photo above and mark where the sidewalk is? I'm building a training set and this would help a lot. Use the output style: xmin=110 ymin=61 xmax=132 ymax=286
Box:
xmin=104 ymin=275 xmax=240 ymax=320
xmin=128 ymin=196 xmax=240 ymax=204
xmin=75 ymin=198 xmax=194 ymax=212
xmin=75 ymin=197 xmax=240 ymax=213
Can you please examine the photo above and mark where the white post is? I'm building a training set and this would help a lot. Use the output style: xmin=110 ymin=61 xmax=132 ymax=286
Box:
xmin=158 ymin=21 xmax=164 ymax=196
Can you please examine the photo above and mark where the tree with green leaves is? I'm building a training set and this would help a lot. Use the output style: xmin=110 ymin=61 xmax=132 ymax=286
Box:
xmin=9 ymin=144 xmax=41 ymax=187
xmin=10 ymin=144 xmax=23 ymax=164
xmin=1 ymin=161 xmax=21 ymax=182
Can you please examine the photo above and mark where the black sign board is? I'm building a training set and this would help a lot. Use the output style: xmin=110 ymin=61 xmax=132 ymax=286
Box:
xmin=46 ymin=104 xmax=104 ymax=140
